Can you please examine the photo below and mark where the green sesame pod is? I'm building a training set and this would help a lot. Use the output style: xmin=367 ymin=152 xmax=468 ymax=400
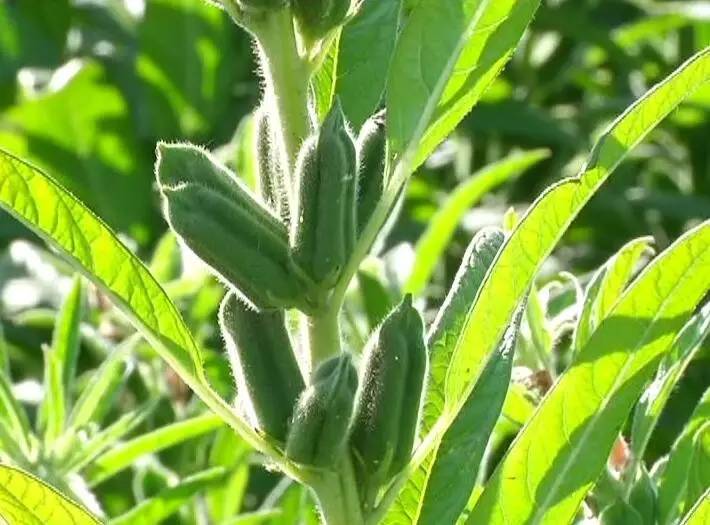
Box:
xmin=292 ymin=101 xmax=357 ymax=288
xmin=219 ymin=292 xmax=304 ymax=442
xmin=254 ymin=108 xmax=288 ymax=220
xmin=356 ymin=115 xmax=386 ymax=236
xmin=293 ymin=0 xmax=351 ymax=42
xmin=351 ymin=295 xmax=427 ymax=488
xmin=286 ymin=354 xmax=358 ymax=467
xmin=156 ymin=142 xmax=308 ymax=311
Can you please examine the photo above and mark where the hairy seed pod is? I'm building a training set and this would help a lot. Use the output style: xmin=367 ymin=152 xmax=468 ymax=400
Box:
xmin=351 ymin=295 xmax=427 ymax=488
xmin=291 ymin=101 xmax=357 ymax=288
xmin=156 ymin=142 xmax=309 ymax=311
xmin=286 ymin=353 xmax=358 ymax=467
xmin=220 ymin=292 xmax=305 ymax=442
xmin=293 ymin=0 xmax=352 ymax=42
xmin=254 ymin=108 xmax=288 ymax=220
xmin=356 ymin=115 xmax=386 ymax=236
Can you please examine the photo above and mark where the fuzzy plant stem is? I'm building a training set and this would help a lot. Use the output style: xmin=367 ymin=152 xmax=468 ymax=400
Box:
xmin=307 ymin=306 xmax=342 ymax=374
xmin=312 ymin=460 xmax=365 ymax=525
xmin=253 ymin=8 xmax=313 ymax=204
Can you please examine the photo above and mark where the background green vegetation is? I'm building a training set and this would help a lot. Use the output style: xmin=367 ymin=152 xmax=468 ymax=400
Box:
xmin=0 ymin=0 xmax=708 ymax=523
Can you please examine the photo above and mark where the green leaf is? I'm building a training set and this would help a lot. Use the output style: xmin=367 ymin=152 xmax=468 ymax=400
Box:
xmin=68 ymin=336 xmax=137 ymax=431
xmin=86 ymin=413 xmax=224 ymax=486
xmin=62 ymin=400 xmax=158 ymax=475
xmin=383 ymin=228 xmax=504 ymax=524
xmin=405 ymin=149 xmax=549 ymax=296
xmin=467 ymin=220 xmax=710 ymax=524
xmin=0 ymin=464 xmax=100 ymax=525
xmin=0 ymin=148 xmax=203 ymax=393
xmin=685 ymin=423 xmax=710 ymax=519
xmin=386 ymin=0 xmax=542 ymax=170
xmin=335 ymin=0 xmax=402 ymax=130
xmin=679 ymin=487 xmax=710 ymax=525
xmin=137 ymin=0 xmax=244 ymax=138
xmin=630 ymin=303 xmax=710 ymax=468
xmin=500 ymin=384 xmax=536 ymax=428
xmin=312 ymin=36 xmax=340 ymax=123
xmin=357 ymin=269 xmax=395 ymax=330
xmin=0 ymin=62 xmax=154 ymax=238
xmin=108 ymin=468 xmax=226 ymax=525
xmin=417 ymin=304 xmax=525 ymax=525
xmin=657 ymin=388 xmax=710 ymax=525
xmin=574 ymin=236 xmax=655 ymax=353
xmin=0 ymin=367 xmax=32 ymax=458
xmin=207 ymin=428 xmax=252 ymax=523
xmin=39 ymin=275 xmax=85 ymax=448
xmin=446 ymin=46 xmax=710 ymax=423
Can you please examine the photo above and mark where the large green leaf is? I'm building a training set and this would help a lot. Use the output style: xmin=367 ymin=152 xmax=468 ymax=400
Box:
xmin=685 ymin=424 xmax=710 ymax=521
xmin=468 ymin=220 xmax=710 ymax=524
xmin=0 ymin=148 xmax=278 ymax=462
xmin=405 ymin=149 xmax=549 ymax=296
xmin=335 ymin=0 xmax=401 ymax=130
xmin=0 ymin=149 xmax=201 ymax=380
xmin=0 ymin=464 xmax=100 ymax=525
xmin=386 ymin=0 xmax=541 ymax=170
xmin=446 ymin=46 xmax=710 ymax=419
xmin=657 ymin=388 xmax=710 ymax=525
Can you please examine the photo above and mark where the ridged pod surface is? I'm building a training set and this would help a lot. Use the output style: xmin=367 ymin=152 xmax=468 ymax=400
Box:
xmin=350 ymin=295 xmax=428 ymax=490
xmin=291 ymin=101 xmax=357 ymax=288
xmin=254 ymin=108 xmax=288 ymax=220
xmin=356 ymin=115 xmax=387 ymax=236
xmin=156 ymin=142 xmax=311 ymax=311
xmin=219 ymin=292 xmax=305 ymax=442
xmin=286 ymin=353 xmax=358 ymax=468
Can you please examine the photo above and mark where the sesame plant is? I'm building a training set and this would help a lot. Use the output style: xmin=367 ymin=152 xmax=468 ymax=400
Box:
xmin=0 ymin=0 xmax=709 ymax=524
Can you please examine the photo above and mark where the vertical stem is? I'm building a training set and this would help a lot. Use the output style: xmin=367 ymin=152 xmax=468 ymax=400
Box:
xmin=307 ymin=307 xmax=342 ymax=374
xmin=313 ymin=465 xmax=365 ymax=525
xmin=254 ymin=8 xmax=313 ymax=206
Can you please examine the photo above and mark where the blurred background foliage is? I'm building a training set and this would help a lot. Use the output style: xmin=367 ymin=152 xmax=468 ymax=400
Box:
xmin=0 ymin=0 xmax=708 ymax=522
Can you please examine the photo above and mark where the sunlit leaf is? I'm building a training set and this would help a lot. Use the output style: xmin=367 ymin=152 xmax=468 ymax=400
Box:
xmin=0 ymin=464 xmax=100 ymax=525
xmin=468 ymin=220 xmax=710 ymax=524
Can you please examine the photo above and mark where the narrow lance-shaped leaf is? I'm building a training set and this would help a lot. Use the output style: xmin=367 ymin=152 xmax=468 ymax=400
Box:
xmin=61 ymin=400 xmax=158 ymax=475
xmin=335 ymin=0 xmax=402 ymax=130
xmin=0 ymin=149 xmax=200 ymax=379
xmin=86 ymin=413 xmax=224 ymax=487
xmin=657 ymin=388 xmax=710 ymax=525
xmin=684 ymin=423 xmax=710 ymax=519
xmin=108 ymin=468 xmax=226 ymax=525
xmin=574 ymin=236 xmax=655 ymax=353
xmin=39 ymin=275 xmax=85 ymax=448
xmin=446 ymin=47 xmax=710 ymax=423
xmin=468 ymin=220 xmax=710 ymax=525
xmin=0 ymin=148 xmax=270 ymax=453
xmin=383 ymin=228 xmax=504 ymax=524
xmin=387 ymin=0 xmax=542 ymax=170
xmin=630 ymin=303 xmax=710 ymax=468
xmin=0 ymin=464 xmax=100 ymax=525
xmin=0 ymin=366 xmax=32 ymax=457
xmin=68 ymin=335 xmax=139 ymax=431
xmin=405 ymin=149 xmax=549 ymax=296
xmin=417 ymin=302 xmax=525 ymax=525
